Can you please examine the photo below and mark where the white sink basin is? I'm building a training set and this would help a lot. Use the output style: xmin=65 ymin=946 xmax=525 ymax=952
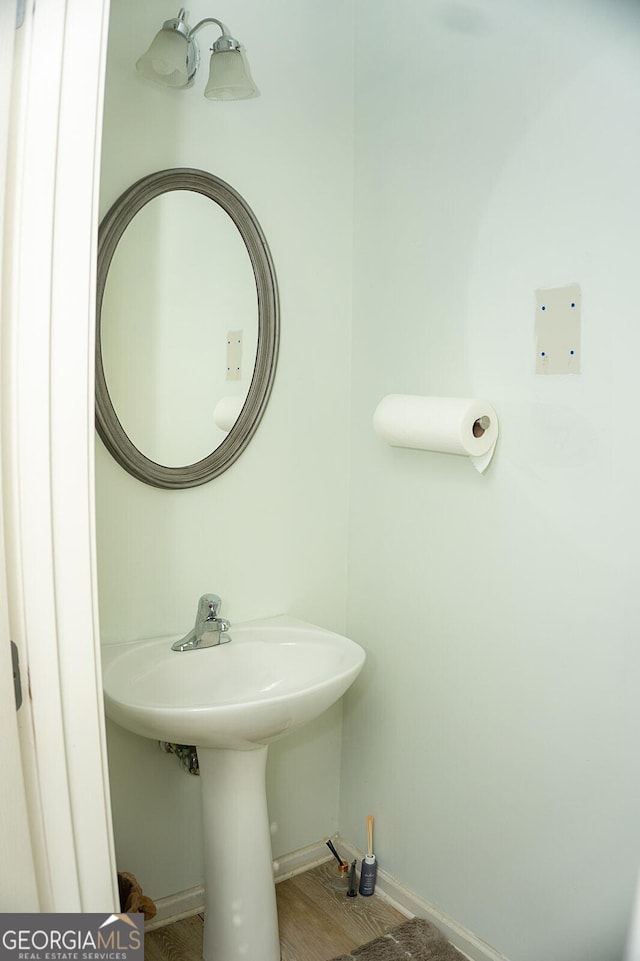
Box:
xmin=102 ymin=614 xmax=365 ymax=961
xmin=102 ymin=615 xmax=365 ymax=750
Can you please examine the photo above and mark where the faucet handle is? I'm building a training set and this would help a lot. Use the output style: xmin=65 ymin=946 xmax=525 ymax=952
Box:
xmin=196 ymin=593 xmax=222 ymax=623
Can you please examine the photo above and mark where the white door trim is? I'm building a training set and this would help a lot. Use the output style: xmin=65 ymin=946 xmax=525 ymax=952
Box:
xmin=0 ymin=0 xmax=40 ymax=914
xmin=3 ymin=0 xmax=117 ymax=910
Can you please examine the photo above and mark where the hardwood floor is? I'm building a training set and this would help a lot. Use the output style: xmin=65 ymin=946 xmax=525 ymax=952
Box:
xmin=278 ymin=860 xmax=406 ymax=961
xmin=144 ymin=915 xmax=203 ymax=961
xmin=144 ymin=860 xmax=407 ymax=961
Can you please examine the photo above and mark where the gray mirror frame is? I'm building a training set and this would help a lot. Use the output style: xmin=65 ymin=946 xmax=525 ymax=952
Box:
xmin=96 ymin=168 xmax=279 ymax=489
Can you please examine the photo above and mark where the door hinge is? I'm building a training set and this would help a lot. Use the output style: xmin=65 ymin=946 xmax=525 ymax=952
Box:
xmin=11 ymin=641 xmax=22 ymax=710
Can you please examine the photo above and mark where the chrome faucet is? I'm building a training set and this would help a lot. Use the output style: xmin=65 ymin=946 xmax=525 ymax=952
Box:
xmin=171 ymin=594 xmax=231 ymax=652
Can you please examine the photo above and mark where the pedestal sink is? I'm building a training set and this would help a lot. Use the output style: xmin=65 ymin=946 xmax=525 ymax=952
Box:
xmin=102 ymin=615 xmax=365 ymax=961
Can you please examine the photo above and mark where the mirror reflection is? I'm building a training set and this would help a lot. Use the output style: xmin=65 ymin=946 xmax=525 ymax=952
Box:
xmin=101 ymin=190 xmax=258 ymax=467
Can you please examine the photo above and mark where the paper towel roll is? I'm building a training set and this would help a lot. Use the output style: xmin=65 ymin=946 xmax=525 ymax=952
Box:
xmin=213 ymin=395 xmax=245 ymax=433
xmin=373 ymin=395 xmax=498 ymax=473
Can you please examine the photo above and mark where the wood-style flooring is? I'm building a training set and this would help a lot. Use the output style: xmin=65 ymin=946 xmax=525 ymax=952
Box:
xmin=144 ymin=860 xmax=407 ymax=961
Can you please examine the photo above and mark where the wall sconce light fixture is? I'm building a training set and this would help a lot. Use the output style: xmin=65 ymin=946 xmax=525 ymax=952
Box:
xmin=136 ymin=7 xmax=259 ymax=100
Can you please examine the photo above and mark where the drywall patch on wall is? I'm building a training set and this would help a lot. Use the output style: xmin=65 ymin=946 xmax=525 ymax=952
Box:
xmin=535 ymin=283 xmax=581 ymax=374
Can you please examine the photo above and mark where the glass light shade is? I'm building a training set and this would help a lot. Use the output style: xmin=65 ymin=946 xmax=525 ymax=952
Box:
xmin=204 ymin=48 xmax=259 ymax=101
xmin=136 ymin=29 xmax=190 ymax=87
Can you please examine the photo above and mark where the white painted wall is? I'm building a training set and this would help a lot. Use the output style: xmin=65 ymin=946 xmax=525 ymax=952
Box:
xmin=97 ymin=0 xmax=353 ymax=900
xmin=341 ymin=1 xmax=640 ymax=960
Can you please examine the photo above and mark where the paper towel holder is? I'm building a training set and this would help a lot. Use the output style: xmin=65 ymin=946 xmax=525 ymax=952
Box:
xmin=472 ymin=415 xmax=491 ymax=438
xmin=372 ymin=394 xmax=499 ymax=474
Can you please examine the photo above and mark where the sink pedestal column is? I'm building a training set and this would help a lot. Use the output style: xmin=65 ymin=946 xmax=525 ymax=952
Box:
xmin=197 ymin=745 xmax=280 ymax=961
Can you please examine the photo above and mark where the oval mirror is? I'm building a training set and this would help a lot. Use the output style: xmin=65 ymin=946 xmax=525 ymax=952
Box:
xmin=96 ymin=168 xmax=279 ymax=489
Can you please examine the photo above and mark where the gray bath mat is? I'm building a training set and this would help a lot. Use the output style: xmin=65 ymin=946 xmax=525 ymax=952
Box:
xmin=329 ymin=917 xmax=464 ymax=961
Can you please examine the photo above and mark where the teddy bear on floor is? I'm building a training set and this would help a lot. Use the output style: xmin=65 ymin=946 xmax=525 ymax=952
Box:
xmin=117 ymin=871 xmax=157 ymax=921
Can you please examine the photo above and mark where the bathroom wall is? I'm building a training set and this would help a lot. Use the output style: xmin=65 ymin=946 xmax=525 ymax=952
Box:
xmin=97 ymin=0 xmax=354 ymax=899
xmin=341 ymin=2 xmax=640 ymax=960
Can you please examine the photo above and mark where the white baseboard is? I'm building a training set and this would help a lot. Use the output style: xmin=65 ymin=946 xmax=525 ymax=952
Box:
xmin=334 ymin=836 xmax=510 ymax=961
xmin=144 ymin=885 xmax=204 ymax=931
xmin=273 ymin=837 xmax=336 ymax=882
xmin=146 ymin=834 xmax=510 ymax=961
